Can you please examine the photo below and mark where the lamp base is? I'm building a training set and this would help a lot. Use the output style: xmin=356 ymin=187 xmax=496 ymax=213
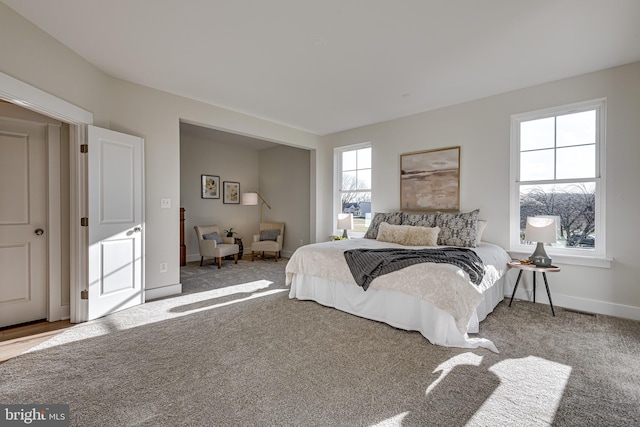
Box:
xmin=342 ymin=229 xmax=349 ymax=239
xmin=529 ymin=242 xmax=552 ymax=267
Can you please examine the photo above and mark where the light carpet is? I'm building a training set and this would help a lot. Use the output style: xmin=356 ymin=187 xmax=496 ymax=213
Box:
xmin=0 ymin=258 xmax=638 ymax=426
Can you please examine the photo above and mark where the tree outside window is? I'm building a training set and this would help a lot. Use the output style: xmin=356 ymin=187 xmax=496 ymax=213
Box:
xmin=339 ymin=146 xmax=371 ymax=235
xmin=511 ymin=99 xmax=605 ymax=257
xmin=520 ymin=183 xmax=595 ymax=248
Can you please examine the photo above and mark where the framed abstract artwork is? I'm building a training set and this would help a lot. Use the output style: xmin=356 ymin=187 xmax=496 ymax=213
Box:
xmin=400 ymin=146 xmax=460 ymax=211
xmin=201 ymin=175 xmax=220 ymax=199
xmin=223 ymin=181 xmax=240 ymax=204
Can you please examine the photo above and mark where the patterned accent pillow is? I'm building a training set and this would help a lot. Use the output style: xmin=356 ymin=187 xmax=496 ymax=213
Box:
xmin=436 ymin=209 xmax=479 ymax=247
xmin=401 ymin=212 xmax=438 ymax=228
xmin=364 ymin=212 xmax=403 ymax=239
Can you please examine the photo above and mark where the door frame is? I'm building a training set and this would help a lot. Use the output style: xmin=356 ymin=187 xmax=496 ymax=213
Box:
xmin=0 ymin=71 xmax=93 ymax=323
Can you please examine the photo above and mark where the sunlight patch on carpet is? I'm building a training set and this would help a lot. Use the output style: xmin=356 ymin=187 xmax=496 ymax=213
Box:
xmin=23 ymin=280 xmax=285 ymax=353
xmin=169 ymin=287 xmax=288 ymax=314
xmin=369 ymin=412 xmax=409 ymax=426
xmin=423 ymin=353 xmax=571 ymax=425
xmin=475 ymin=356 xmax=571 ymax=425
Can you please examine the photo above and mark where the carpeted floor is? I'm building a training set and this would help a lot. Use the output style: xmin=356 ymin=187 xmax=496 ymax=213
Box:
xmin=0 ymin=258 xmax=638 ymax=426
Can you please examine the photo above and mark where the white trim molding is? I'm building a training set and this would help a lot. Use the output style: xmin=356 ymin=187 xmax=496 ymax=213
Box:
xmin=0 ymin=71 xmax=93 ymax=125
xmin=145 ymin=283 xmax=183 ymax=301
xmin=509 ymin=251 xmax=612 ymax=269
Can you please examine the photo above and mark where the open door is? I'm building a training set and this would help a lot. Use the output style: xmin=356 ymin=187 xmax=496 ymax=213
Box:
xmin=86 ymin=126 xmax=144 ymax=320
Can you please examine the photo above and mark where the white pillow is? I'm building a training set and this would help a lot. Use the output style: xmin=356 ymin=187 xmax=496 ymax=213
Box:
xmin=404 ymin=225 xmax=440 ymax=246
xmin=376 ymin=222 xmax=440 ymax=246
xmin=476 ymin=220 xmax=488 ymax=244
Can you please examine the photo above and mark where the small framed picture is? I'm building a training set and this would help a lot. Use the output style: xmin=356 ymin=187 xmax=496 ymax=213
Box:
xmin=223 ymin=181 xmax=240 ymax=204
xmin=201 ymin=175 xmax=220 ymax=199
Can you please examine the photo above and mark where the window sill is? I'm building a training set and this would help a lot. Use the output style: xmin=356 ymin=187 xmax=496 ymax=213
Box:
xmin=508 ymin=251 xmax=612 ymax=269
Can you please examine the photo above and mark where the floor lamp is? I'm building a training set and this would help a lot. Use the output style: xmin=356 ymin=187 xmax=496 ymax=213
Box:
xmin=241 ymin=191 xmax=271 ymax=223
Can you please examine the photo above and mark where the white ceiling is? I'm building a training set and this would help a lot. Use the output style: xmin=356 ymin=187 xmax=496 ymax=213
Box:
xmin=4 ymin=0 xmax=640 ymax=136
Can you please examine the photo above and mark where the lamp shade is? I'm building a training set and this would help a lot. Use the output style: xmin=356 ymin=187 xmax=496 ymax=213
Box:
xmin=337 ymin=213 xmax=354 ymax=230
xmin=241 ymin=192 xmax=258 ymax=206
xmin=525 ymin=217 xmax=557 ymax=244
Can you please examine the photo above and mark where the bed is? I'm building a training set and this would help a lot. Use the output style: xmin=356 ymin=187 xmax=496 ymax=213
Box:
xmin=285 ymin=211 xmax=512 ymax=352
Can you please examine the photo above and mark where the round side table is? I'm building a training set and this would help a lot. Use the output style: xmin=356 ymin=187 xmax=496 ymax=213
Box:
xmin=508 ymin=261 xmax=560 ymax=316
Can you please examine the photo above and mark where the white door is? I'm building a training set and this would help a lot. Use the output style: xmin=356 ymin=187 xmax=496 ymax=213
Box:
xmin=87 ymin=126 xmax=144 ymax=320
xmin=0 ymin=118 xmax=47 ymax=327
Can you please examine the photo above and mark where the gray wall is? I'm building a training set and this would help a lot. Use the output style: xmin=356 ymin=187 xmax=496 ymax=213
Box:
xmin=179 ymin=131 xmax=259 ymax=261
xmin=258 ymin=145 xmax=311 ymax=256
xmin=180 ymin=131 xmax=310 ymax=260
xmin=319 ymin=61 xmax=640 ymax=319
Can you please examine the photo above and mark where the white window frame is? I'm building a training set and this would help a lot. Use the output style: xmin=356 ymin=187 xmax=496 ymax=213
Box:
xmin=510 ymin=98 xmax=611 ymax=268
xmin=334 ymin=142 xmax=371 ymax=238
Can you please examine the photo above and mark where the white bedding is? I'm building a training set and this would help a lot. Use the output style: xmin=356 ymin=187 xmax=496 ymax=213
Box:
xmin=286 ymin=239 xmax=511 ymax=352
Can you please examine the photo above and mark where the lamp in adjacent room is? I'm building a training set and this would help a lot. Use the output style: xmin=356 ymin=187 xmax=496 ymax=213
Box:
xmin=525 ymin=216 xmax=557 ymax=267
xmin=337 ymin=213 xmax=354 ymax=239
xmin=241 ymin=191 xmax=271 ymax=223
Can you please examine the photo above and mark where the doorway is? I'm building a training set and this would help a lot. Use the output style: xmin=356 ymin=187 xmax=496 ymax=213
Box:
xmin=0 ymin=101 xmax=68 ymax=328
xmin=0 ymin=71 xmax=150 ymax=326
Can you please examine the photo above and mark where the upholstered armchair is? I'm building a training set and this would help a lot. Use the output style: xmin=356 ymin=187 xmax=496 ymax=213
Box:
xmin=250 ymin=222 xmax=285 ymax=261
xmin=194 ymin=225 xmax=240 ymax=268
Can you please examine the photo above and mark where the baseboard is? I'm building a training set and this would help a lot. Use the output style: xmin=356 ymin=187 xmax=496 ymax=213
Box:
xmin=505 ymin=287 xmax=640 ymax=321
xmin=145 ymin=283 xmax=183 ymax=301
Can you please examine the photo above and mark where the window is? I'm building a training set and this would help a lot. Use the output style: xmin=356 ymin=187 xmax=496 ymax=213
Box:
xmin=510 ymin=99 xmax=606 ymax=262
xmin=335 ymin=144 xmax=372 ymax=237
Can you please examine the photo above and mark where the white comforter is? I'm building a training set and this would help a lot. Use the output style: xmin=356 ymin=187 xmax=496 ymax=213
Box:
xmin=285 ymin=239 xmax=511 ymax=335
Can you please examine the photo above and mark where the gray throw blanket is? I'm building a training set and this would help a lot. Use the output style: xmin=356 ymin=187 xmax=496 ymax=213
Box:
xmin=343 ymin=247 xmax=484 ymax=291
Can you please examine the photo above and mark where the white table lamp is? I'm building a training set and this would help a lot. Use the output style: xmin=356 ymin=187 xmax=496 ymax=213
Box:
xmin=525 ymin=216 xmax=557 ymax=267
xmin=337 ymin=213 xmax=354 ymax=239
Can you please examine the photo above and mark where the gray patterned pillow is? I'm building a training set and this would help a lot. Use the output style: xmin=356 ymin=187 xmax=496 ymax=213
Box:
xmin=364 ymin=212 xmax=403 ymax=239
xmin=401 ymin=212 xmax=438 ymax=228
xmin=202 ymin=232 xmax=224 ymax=244
xmin=259 ymin=229 xmax=280 ymax=241
xmin=436 ymin=209 xmax=479 ymax=247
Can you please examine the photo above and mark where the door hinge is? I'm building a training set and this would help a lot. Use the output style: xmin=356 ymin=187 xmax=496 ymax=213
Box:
xmin=80 ymin=289 xmax=89 ymax=300
xmin=81 ymin=217 xmax=89 ymax=227
xmin=80 ymin=144 xmax=88 ymax=153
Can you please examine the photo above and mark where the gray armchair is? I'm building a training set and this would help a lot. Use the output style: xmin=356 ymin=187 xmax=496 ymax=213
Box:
xmin=194 ymin=225 xmax=240 ymax=268
xmin=250 ymin=222 xmax=285 ymax=261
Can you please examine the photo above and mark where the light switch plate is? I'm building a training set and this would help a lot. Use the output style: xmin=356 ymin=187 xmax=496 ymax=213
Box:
xmin=161 ymin=198 xmax=171 ymax=208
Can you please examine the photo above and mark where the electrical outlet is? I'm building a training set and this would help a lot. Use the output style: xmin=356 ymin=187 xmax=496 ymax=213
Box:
xmin=299 ymin=239 xmax=304 ymax=246
xmin=160 ymin=262 xmax=168 ymax=273
xmin=161 ymin=198 xmax=171 ymax=208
